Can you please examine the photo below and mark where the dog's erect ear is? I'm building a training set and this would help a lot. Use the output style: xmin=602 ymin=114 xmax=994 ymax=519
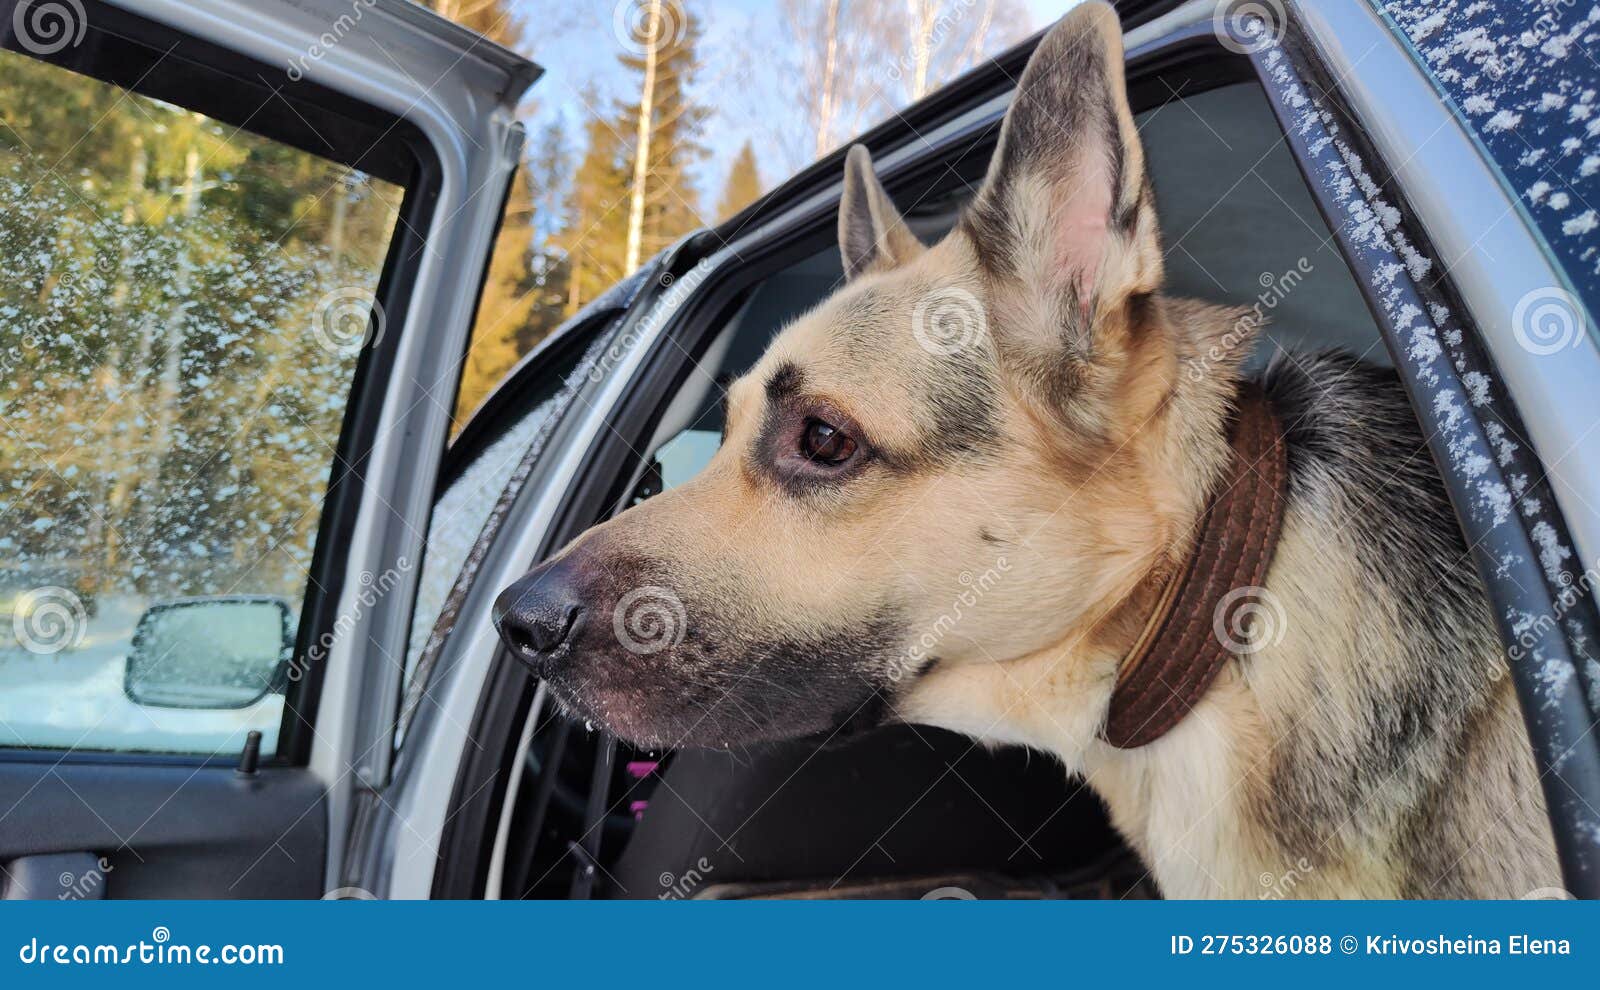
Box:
xmin=963 ymin=2 xmax=1161 ymax=340
xmin=839 ymin=144 xmax=923 ymax=280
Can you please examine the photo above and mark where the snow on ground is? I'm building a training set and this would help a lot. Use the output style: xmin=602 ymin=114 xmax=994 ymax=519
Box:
xmin=0 ymin=596 xmax=281 ymax=755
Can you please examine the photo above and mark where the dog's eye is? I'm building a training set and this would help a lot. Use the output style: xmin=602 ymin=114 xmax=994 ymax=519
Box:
xmin=800 ymin=418 xmax=857 ymax=465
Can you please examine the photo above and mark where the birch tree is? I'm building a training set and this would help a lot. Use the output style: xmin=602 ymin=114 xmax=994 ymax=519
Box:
xmin=617 ymin=0 xmax=707 ymax=272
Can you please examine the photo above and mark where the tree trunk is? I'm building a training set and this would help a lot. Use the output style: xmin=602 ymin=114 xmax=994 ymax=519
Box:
xmin=906 ymin=0 xmax=936 ymax=100
xmin=815 ymin=0 xmax=842 ymax=159
xmin=623 ymin=0 xmax=662 ymax=275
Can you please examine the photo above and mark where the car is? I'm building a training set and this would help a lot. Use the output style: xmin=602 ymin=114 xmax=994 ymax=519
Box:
xmin=1 ymin=0 xmax=1596 ymax=901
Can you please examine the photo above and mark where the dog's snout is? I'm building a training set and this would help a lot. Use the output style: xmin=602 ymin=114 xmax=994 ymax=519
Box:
xmin=493 ymin=568 xmax=584 ymax=670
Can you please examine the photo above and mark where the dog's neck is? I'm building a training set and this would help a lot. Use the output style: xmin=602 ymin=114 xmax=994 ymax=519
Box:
xmin=1098 ymin=385 xmax=1288 ymax=747
xmin=901 ymin=383 xmax=1286 ymax=762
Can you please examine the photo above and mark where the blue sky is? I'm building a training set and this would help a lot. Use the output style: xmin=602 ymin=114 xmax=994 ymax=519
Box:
xmin=505 ymin=0 xmax=1079 ymax=217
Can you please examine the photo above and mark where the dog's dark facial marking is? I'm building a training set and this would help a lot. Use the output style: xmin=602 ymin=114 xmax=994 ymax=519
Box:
xmin=913 ymin=346 xmax=1004 ymax=469
xmin=532 ymin=557 xmax=911 ymax=748
xmin=979 ymin=526 xmax=1005 ymax=545
xmin=835 ymin=286 xmax=1005 ymax=470
xmin=753 ymin=389 xmax=877 ymax=496
xmin=764 ymin=361 xmax=805 ymax=402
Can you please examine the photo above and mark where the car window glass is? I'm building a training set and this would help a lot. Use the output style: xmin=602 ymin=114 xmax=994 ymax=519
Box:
xmin=403 ymin=394 xmax=563 ymax=695
xmin=0 ymin=47 xmax=402 ymax=756
xmin=638 ymin=80 xmax=1384 ymax=483
xmin=655 ymin=429 xmax=721 ymax=489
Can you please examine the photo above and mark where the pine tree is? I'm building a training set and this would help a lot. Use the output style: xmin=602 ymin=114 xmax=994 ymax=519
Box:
xmin=422 ymin=0 xmax=524 ymax=49
xmin=453 ymin=164 xmax=536 ymax=427
xmin=716 ymin=141 xmax=763 ymax=220
xmin=557 ymin=99 xmax=632 ymax=314
xmin=521 ymin=118 xmax=575 ymax=345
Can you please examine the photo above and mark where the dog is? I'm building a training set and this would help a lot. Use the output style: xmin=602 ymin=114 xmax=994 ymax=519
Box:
xmin=494 ymin=3 xmax=1559 ymax=898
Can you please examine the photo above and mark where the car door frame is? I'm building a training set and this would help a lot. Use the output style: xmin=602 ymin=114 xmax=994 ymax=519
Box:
xmin=1280 ymin=0 xmax=1600 ymax=896
xmin=0 ymin=0 xmax=534 ymax=897
xmin=415 ymin=0 xmax=1600 ymax=900
xmin=394 ymin=1 xmax=1249 ymax=901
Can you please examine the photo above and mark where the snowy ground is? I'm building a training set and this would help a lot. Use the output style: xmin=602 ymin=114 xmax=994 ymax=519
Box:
xmin=0 ymin=596 xmax=282 ymax=756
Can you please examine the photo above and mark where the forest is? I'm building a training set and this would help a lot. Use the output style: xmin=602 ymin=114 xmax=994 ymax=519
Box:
xmin=0 ymin=0 xmax=1030 ymax=607
xmin=443 ymin=0 xmax=1033 ymax=421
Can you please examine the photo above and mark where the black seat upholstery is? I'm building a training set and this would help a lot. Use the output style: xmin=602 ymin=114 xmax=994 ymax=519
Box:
xmin=607 ymin=724 xmax=1133 ymax=899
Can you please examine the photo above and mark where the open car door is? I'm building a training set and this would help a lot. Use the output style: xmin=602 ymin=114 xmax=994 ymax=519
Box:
xmin=0 ymin=0 xmax=536 ymax=897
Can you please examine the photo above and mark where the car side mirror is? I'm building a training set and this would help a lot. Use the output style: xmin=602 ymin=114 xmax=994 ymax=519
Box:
xmin=123 ymin=596 xmax=293 ymax=710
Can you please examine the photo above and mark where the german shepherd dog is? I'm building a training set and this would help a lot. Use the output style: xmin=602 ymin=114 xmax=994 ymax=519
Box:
xmin=495 ymin=3 xmax=1559 ymax=897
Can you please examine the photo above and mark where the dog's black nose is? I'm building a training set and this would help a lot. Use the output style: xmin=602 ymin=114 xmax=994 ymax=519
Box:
xmin=493 ymin=567 xmax=584 ymax=671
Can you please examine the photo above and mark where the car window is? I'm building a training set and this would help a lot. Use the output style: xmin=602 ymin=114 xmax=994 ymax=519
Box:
xmin=0 ymin=47 xmax=402 ymax=756
xmin=1379 ymin=1 xmax=1600 ymax=330
xmin=396 ymin=314 xmax=606 ymax=747
xmin=403 ymin=395 xmax=564 ymax=698
xmin=639 ymin=79 xmax=1383 ymax=487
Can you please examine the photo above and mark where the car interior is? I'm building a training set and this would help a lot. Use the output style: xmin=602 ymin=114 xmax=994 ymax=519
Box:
xmin=493 ymin=74 xmax=1389 ymax=900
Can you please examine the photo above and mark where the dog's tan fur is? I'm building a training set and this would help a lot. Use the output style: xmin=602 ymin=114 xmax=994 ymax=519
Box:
xmin=504 ymin=3 xmax=1559 ymax=897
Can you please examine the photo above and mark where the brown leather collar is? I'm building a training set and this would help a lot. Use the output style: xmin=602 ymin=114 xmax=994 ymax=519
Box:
xmin=1100 ymin=384 xmax=1288 ymax=749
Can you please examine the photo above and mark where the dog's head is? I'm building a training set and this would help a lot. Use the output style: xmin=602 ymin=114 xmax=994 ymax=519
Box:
xmin=493 ymin=3 xmax=1256 ymax=748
